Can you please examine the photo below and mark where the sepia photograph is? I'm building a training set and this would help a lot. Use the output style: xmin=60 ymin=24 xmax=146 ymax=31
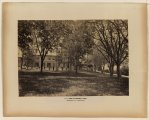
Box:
xmin=3 ymin=2 xmax=147 ymax=117
xmin=18 ymin=20 xmax=129 ymax=96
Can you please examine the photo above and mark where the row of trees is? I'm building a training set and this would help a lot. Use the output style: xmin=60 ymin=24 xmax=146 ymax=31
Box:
xmin=18 ymin=20 xmax=71 ymax=72
xmin=59 ymin=21 xmax=94 ymax=74
xmin=90 ymin=20 xmax=128 ymax=79
xmin=18 ymin=20 xmax=128 ymax=79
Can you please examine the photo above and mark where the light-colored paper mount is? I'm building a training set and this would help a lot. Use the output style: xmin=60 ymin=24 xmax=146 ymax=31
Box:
xmin=2 ymin=2 xmax=147 ymax=117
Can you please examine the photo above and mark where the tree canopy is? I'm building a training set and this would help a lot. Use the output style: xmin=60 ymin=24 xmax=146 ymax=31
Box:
xmin=18 ymin=20 xmax=128 ymax=77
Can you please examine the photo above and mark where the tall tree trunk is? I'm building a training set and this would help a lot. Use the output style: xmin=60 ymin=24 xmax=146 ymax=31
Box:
xmin=117 ymin=64 xmax=121 ymax=80
xmin=110 ymin=66 xmax=114 ymax=77
xmin=40 ymin=57 xmax=44 ymax=73
xmin=75 ymin=56 xmax=78 ymax=74
xmin=67 ymin=57 xmax=70 ymax=71
xmin=109 ymin=63 xmax=114 ymax=77
xmin=68 ymin=63 xmax=70 ymax=71
xmin=75 ymin=65 xmax=78 ymax=74
xmin=56 ymin=57 xmax=58 ymax=71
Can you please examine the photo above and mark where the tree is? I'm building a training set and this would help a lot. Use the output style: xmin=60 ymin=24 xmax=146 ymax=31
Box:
xmin=91 ymin=20 xmax=115 ymax=76
xmin=18 ymin=21 xmax=33 ymax=70
xmin=62 ymin=21 xmax=94 ymax=74
xmin=91 ymin=20 xmax=128 ymax=79
xmin=23 ymin=49 xmax=34 ymax=69
xmin=58 ymin=21 xmax=93 ymax=73
xmin=109 ymin=20 xmax=128 ymax=79
xmin=92 ymin=50 xmax=106 ymax=73
xmin=31 ymin=20 xmax=71 ymax=73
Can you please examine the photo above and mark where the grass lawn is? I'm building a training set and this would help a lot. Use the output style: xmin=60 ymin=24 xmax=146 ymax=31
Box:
xmin=19 ymin=71 xmax=129 ymax=96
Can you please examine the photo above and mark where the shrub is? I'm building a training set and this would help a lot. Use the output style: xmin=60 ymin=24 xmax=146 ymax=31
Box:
xmin=121 ymin=67 xmax=129 ymax=76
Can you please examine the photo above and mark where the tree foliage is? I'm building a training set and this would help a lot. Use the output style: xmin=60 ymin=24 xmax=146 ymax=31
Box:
xmin=18 ymin=21 xmax=33 ymax=69
xmin=18 ymin=20 xmax=128 ymax=78
xmin=91 ymin=20 xmax=128 ymax=78
xmin=30 ymin=20 xmax=71 ymax=72
xmin=60 ymin=21 xmax=94 ymax=73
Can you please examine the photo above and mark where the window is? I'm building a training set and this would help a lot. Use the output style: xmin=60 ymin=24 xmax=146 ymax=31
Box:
xmin=47 ymin=63 xmax=51 ymax=67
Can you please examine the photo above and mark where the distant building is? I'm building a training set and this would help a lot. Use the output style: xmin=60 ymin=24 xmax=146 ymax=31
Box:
xmin=18 ymin=47 xmax=68 ymax=71
xmin=32 ymin=54 xmax=57 ymax=70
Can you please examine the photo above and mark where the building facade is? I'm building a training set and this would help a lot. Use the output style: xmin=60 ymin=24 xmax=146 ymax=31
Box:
xmin=18 ymin=47 xmax=69 ymax=71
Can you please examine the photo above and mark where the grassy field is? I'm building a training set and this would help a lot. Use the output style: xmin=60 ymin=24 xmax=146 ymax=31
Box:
xmin=19 ymin=71 xmax=129 ymax=96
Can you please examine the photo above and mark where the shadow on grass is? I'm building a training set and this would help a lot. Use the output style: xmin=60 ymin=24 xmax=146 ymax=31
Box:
xmin=19 ymin=71 xmax=129 ymax=96
xmin=93 ymin=77 xmax=129 ymax=96
xmin=19 ymin=71 xmax=97 ymax=77
xmin=19 ymin=78 xmax=70 ymax=96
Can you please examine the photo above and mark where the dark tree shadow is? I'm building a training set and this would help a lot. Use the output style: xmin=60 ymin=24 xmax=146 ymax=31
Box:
xmin=19 ymin=71 xmax=129 ymax=96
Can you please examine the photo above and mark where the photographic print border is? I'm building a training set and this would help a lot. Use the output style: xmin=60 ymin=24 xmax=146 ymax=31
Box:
xmin=0 ymin=0 xmax=149 ymax=119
